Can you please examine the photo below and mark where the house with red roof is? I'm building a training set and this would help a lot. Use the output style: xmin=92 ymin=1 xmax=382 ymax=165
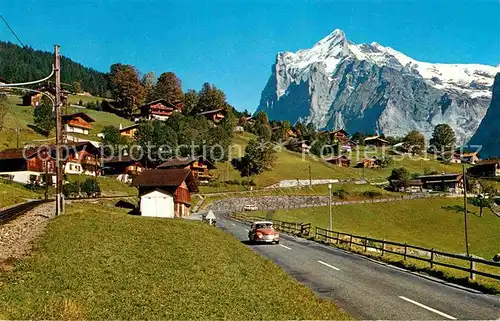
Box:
xmin=0 ymin=146 xmax=55 ymax=185
xmin=62 ymin=113 xmax=95 ymax=135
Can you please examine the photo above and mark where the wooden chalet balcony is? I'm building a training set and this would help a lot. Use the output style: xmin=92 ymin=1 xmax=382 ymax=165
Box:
xmin=80 ymin=158 xmax=100 ymax=166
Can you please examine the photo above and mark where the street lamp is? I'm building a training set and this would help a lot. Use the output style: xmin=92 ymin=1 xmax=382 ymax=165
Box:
xmin=328 ymin=183 xmax=333 ymax=233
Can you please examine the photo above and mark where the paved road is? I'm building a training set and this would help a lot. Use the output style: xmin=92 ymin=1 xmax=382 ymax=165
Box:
xmin=214 ymin=212 xmax=500 ymax=320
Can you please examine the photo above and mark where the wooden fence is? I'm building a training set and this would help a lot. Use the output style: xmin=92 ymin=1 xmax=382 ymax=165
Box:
xmin=231 ymin=214 xmax=311 ymax=236
xmin=315 ymin=227 xmax=500 ymax=281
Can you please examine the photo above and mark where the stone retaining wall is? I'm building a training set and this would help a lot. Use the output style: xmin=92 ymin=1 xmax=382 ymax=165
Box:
xmin=207 ymin=194 xmax=434 ymax=212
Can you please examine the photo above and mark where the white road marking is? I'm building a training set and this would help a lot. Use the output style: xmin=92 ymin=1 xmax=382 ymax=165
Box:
xmin=398 ymin=296 xmax=456 ymax=320
xmin=279 ymin=244 xmax=291 ymax=250
xmin=231 ymin=223 xmax=236 ymax=226
xmin=317 ymin=260 xmax=340 ymax=271
xmin=244 ymin=229 xmax=249 ymax=232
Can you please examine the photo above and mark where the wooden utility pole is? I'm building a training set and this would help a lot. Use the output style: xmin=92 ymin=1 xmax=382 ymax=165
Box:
xmin=328 ymin=183 xmax=332 ymax=232
xmin=54 ymin=45 xmax=64 ymax=215
xmin=462 ymin=164 xmax=469 ymax=256
xmin=44 ymin=169 xmax=49 ymax=200
xmin=308 ymin=162 xmax=312 ymax=186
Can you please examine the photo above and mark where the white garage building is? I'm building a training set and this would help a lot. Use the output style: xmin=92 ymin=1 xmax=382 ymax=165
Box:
xmin=139 ymin=190 xmax=175 ymax=218
xmin=132 ymin=168 xmax=198 ymax=218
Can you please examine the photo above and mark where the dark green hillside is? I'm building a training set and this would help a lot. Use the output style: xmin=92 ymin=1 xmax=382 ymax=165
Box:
xmin=0 ymin=41 xmax=110 ymax=96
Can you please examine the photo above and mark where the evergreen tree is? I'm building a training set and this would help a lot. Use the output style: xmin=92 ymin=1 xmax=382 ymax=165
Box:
xmin=0 ymin=95 xmax=8 ymax=130
xmin=100 ymin=125 xmax=130 ymax=156
xmin=0 ymin=41 xmax=110 ymax=96
xmin=183 ymin=89 xmax=199 ymax=115
xmin=33 ymin=97 xmax=55 ymax=134
xmin=141 ymin=71 xmax=157 ymax=98
xmin=197 ymin=82 xmax=227 ymax=113
xmin=72 ymin=80 xmax=82 ymax=93
xmin=252 ymin=110 xmax=272 ymax=141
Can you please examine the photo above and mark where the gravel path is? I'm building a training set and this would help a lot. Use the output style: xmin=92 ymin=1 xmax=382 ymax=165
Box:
xmin=0 ymin=202 xmax=55 ymax=270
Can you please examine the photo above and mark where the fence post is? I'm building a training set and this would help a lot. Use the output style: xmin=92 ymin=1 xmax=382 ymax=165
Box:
xmin=349 ymin=234 xmax=353 ymax=249
xmin=381 ymin=240 xmax=385 ymax=256
xmin=364 ymin=237 xmax=368 ymax=252
xmin=430 ymin=249 xmax=434 ymax=268
xmin=470 ymin=259 xmax=476 ymax=280
xmin=336 ymin=231 xmax=340 ymax=244
xmin=404 ymin=243 xmax=407 ymax=260
xmin=315 ymin=226 xmax=318 ymax=239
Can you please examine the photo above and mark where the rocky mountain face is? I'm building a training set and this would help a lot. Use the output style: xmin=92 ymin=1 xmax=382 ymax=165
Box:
xmin=468 ymin=73 xmax=500 ymax=157
xmin=257 ymin=29 xmax=499 ymax=144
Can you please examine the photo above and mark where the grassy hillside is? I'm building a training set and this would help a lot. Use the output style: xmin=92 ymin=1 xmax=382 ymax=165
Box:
xmin=269 ymin=197 xmax=499 ymax=259
xmin=66 ymin=175 xmax=137 ymax=196
xmin=0 ymin=202 xmax=349 ymax=319
xmin=0 ymin=95 xmax=132 ymax=148
xmin=202 ymin=132 xmax=463 ymax=191
xmin=0 ymin=180 xmax=42 ymax=208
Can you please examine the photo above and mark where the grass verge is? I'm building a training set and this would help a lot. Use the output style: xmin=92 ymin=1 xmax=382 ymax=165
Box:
xmin=0 ymin=202 xmax=350 ymax=319
xmin=269 ymin=197 xmax=499 ymax=259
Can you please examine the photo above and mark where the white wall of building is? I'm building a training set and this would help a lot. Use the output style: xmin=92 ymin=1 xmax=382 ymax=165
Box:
xmin=64 ymin=124 xmax=89 ymax=135
xmin=0 ymin=171 xmax=55 ymax=185
xmin=140 ymin=190 xmax=175 ymax=218
xmin=64 ymin=162 xmax=83 ymax=175
xmin=151 ymin=115 xmax=169 ymax=121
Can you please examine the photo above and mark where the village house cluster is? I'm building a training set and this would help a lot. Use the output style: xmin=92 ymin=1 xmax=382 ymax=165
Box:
xmin=1 ymin=83 xmax=498 ymax=218
xmin=0 ymin=85 xmax=227 ymax=218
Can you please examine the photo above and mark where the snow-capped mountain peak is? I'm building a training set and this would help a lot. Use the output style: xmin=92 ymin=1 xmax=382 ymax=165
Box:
xmin=278 ymin=29 xmax=499 ymax=98
xmin=259 ymin=29 xmax=500 ymax=144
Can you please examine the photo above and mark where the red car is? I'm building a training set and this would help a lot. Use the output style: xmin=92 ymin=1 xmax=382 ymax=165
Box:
xmin=248 ymin=221 xmax=280 ymax=244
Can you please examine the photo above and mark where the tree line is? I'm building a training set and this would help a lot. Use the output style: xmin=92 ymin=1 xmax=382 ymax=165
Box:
xmin=0 ymin=41 xmax=110 ymax=96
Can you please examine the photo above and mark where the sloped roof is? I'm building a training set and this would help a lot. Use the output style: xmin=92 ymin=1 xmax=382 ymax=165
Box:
xmin=156 ymin=156 xmax=216 ymax=169
xmin=475 ymin=159 xmax=500 ymax=166
xmin=62 ymin=112 xmax=95 ymax=123
xmin=140 ymin=99 xmax=181 ymax=109
xmin=390 ymin=179 xmax=423 ymax=186
xmin=418 ymin=173 xmax=462 ymax=182
xmin=119 ymin=124 xmax=139 ymax=132
xmin=198 ymin=108 xmax=225 ymax=116
xmin=0 ymin=147 xmax=45 ymax=160
xmin=364 ymin=135 xmax=389 ymax=144
xmin=132 ymin=168 xmax=198 ymax=192
xmin=103 ymin=155 xmax=137 ymax=164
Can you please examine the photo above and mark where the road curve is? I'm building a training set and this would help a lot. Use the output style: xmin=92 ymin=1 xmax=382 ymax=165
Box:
xmin=214 ymin=211 xmax=500 ymax=320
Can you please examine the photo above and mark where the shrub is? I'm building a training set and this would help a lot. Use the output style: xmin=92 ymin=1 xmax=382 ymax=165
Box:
xmin=63 ymin=181 xmax=81 ymax=198
xmin=332 ymin=188 xmax=348 ymax=199
xmin=362 ymin=190 xmax=382 ymax=199
xmin=81 ymin=178 xmax=101 ymax=197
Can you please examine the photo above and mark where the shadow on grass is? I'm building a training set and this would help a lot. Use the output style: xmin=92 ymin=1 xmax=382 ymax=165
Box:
xmin=442 ymin=204 xmax=480 ymax=217
xmin=27 ymin=124 xmax=50 ymax=137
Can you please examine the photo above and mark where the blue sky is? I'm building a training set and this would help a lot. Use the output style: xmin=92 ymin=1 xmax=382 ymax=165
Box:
xmin=1 ymin=0 xmax=499 ymax=112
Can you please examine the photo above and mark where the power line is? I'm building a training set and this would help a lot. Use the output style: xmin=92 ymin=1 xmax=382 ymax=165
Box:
xmin=0 ymin=14 xmax=26 ymax=48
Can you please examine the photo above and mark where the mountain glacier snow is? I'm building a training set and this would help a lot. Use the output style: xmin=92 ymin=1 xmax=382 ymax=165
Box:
xmin=257 ymin=29 xmax=499 ymax=143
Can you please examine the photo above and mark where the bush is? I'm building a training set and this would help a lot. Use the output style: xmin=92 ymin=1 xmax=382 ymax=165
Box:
xmin=81 ymin=178 xmax=101 ymax=197
xmin=332 ymin=188 xmax=348 ymax=199
xmin=362 ymin=191 xmax=382 ymax=199
xmin=63 ymin=181 xmax=81 ymax=198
